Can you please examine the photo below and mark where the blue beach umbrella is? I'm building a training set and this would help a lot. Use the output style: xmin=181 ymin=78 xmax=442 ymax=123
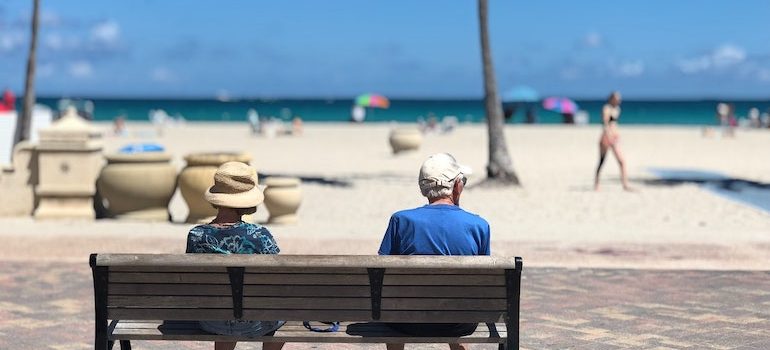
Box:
xmin=502 ymin=85 xmax=539 ymax=103
xmin=119 ymin=143 xmax=165 ymax=154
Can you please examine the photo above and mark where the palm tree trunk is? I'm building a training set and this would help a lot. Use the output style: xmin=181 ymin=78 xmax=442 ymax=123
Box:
xmin=478 ymin=0 xmax=520 ymax=185
xmin=15 ymin=0 xmax=40 ymax=145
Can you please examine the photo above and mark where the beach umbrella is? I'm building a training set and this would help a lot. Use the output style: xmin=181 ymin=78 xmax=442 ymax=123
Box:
xmin=502 ymin=85 xmax=539 ymax=103
xmin=355 ymin=93 xmax=390 ymax=109
xmin=542 ymin=97 xmax=579 ymax=114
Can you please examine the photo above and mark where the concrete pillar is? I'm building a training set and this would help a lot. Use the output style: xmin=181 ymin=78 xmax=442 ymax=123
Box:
xmin=34 ymin=107 xmax=103 ymax=220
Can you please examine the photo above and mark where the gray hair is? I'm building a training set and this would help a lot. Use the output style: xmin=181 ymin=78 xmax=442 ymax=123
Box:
xmin=420 ymin=175 xmax=460 ymax=200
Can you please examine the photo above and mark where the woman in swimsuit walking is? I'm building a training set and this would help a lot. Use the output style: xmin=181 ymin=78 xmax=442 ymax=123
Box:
xmin=594 ymin=91 xmax=632 ymax=191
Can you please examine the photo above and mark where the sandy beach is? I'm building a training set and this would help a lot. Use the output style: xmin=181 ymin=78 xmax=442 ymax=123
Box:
xmin=1 ymin=122 xmax=768 ymax=269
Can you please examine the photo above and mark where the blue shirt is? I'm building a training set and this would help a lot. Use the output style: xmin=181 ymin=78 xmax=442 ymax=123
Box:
xmin=378 ymin=204 xmax=490 ymax=256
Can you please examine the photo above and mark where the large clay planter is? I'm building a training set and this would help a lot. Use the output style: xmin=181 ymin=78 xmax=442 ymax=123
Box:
xmin=97 ymin=152 xmax=176 ymax=221
xmin=263 ymin=177 xmax=302 ymax=224
xmin=178 ymin=152 xmax=252 ymax=223
xmin=389 ymin=127 xmax=422 ymax=154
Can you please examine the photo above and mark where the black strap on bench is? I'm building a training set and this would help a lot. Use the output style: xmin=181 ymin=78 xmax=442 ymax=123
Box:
xmin=367 ymin=268 xmax=385 ymax=320
xmin=227 ymin=267 xmax=245 ymax=319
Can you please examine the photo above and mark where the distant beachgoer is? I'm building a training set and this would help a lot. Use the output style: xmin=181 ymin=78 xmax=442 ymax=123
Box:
xmin=441 ymin=115 xmax=458 ymax=134
xmin=113 ymin=116 xmax=127 ymax=136
xmin=186 ymin=162 xmax=285 ymax=350
xmin=748 ymin=108 xmax=760 ymax=128
xmin=562 ymin=112 xmax=575 ymax=124
xmin=351 ymin=105 xmax=365 ymax=123
xmin=292 ymin=116 xmax=303 ymax=136
xmin=426 ymin=113 xmax=439 ymax=133
xmin=724 ymin=103 xmax=737 ymax=137
xmin=503 ymin=104 xmax=516 ymax=122
xmin=594 ymin=91 xmax=631 ymax=191
xmin=0 ymin=89 xmax=15 ymax=112
xmin=761 ymin=108 xmax=770 ymax=128
xmin=525 ymin=104 xmax=537 ymax=124
xmin=248 ymin=109 xmax=260 ymax=135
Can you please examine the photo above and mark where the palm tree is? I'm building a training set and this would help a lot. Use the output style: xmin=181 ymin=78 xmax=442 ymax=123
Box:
xmin=14 ymin=0 xmax=40 ymax=145
xmin=478 ymin=0 xmax=520 ymax=185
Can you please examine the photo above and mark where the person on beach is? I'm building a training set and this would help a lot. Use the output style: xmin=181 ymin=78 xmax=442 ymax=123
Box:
xmin=378 ymin=153 xmax=490 ymax=350
xmin=594 ymin=91 xmax=632 ymax=191
xmin=186 ymin=162 xmax=284 ymax=350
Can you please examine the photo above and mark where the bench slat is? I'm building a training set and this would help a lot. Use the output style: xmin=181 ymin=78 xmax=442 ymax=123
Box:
xmin=110 ymin=284 xmax=232 ymax=296
xmin=383 ymin=286 xmax=506 ymax=298
xmin=383 ymin=275 xmax=504 ymax=286
xmin=110 ymin=272 xmax=230 ymax=284
xmin=108 ymin=284 xmax=506 ymax=299
xmin=96 ymin=254 xmax=520 ymax=270
xmin=108 ymin=308 xmax=505 ymax=323
xmin=109 ymin=295 xmax=506 ymax=311
xmin=110 ymin=320 xmax=507 ymax=343
xmin=109 ymin=266 xmax=504 ymax=275
xmin=110 ymin=284 xmax=372 ymax=297
xmin=381 ymin=298 xmax=505 ymax=311
xmin=109 ymin=273 xmax=374 ymax=285
xmin=244 ymin=274 xmax=370 ymax=285
xmin=109 ymin=296 xmax=233 ymax=308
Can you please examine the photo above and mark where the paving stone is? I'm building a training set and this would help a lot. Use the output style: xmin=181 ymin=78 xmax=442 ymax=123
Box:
xmin=0 ymin=263 xmax=769 ymax=349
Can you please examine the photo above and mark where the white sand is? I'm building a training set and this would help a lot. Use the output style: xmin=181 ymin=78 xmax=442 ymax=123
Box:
xmin=1 ymin=122 xmax=768 ymax=269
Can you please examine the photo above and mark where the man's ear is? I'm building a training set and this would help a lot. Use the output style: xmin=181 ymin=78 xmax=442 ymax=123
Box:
xmin=452 ymin=180 xmax=463 ymax=205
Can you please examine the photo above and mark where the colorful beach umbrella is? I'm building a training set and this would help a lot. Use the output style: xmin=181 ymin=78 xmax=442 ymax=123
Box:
xmin=502 ymin=85 xmax=539 ymax=103
xmin=542 ymin=97 xmax=579 ymax=114
xmin=355 ymin=94 xmax=390 ymax=109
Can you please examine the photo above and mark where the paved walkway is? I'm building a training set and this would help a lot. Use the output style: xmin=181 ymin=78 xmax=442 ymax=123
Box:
xmin=0 ymin=262 xmax=768 ymax=349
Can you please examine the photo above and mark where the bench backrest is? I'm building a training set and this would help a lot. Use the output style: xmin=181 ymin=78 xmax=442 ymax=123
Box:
xmin=91 ymin=254 xmax=522 ymax=324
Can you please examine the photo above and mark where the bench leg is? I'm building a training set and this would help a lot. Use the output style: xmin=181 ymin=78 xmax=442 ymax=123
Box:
xmin=119 ymin=340 xmax=132 ymax=350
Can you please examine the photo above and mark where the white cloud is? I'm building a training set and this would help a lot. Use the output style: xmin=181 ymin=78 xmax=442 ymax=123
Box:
xmin=0 ymin=31 xmax=24 ymax=52
xmin=69 ymin=61 xmax=93 ymax=78
xmin=611 ymin=60 xmax=645 ymax=77
xmin=45 ymin=33 xmax=63 ymax=50
xmin=151 ymin=67 xmax=176 ymax=83
xmin=90 ymin=20 xmax=120 ymax=45
xmin=37 ymin=63 xmax=55 ymax=78
xmin=711 ymin=45 xmax=746 ymax=67
xmin=677 ymin=44 xmax=746 ymax=74
xmin=40 ymin=10 xmax=62 ymax=27
xmin=583 ymin=32 xmax=603 ymax=48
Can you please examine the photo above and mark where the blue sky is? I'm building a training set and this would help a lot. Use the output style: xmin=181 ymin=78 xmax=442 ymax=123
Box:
xmin=1 ymin=0 xmax=769 ymax=99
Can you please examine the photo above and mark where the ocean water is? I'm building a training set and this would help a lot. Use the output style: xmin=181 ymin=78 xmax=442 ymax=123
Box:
xmin=35 ymin=97 xmax=770 ymax=125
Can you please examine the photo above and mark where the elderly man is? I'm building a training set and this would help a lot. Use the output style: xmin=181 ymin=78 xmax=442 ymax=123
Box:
xmin=378 ymin=153 xmax=491 ymax=350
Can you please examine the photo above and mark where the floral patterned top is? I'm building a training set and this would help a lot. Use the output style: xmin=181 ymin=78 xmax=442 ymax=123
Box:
xmin=186 ymin=221 xmax=282 ymax=337
xmin=186 ymin=221 xmax=280 ymax=255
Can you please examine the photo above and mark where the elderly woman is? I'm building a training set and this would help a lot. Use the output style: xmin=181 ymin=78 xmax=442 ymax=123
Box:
xmin=594 ymin=91 xmax=632 ymax=191
xmin=186 ymin=161 xmax=284 ymax=350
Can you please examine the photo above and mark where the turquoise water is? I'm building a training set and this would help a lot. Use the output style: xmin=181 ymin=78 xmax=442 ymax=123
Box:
xmin=36 ymin=97 xmax=770 ymax=125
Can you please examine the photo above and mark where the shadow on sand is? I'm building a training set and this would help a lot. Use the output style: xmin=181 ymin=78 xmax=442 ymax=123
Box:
xmin=646 ymin=168 xmax=770 ymax=213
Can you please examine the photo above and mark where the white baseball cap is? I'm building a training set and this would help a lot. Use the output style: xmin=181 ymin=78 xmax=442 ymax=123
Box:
xmin=418 ymin=153 xmax=472 ymax=191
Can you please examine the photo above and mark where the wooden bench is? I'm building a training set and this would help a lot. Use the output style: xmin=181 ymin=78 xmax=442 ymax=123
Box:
xmin=90 ymin=254 xmax=522 ymax=349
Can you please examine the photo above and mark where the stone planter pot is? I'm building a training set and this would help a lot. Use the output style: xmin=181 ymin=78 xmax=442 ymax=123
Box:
xmin=389 ymin=127 xmax=422 ymax=154
xmin=178 ymin=152 xmax=252 ymax=223
xmin=97 ymin=152 xmax=176 ymax=221
xmin=263 ymin=177 xmax=302 ymax=224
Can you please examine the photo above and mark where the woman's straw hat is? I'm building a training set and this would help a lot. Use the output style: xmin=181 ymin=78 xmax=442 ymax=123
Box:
xmin=204 ymin=161 xmax=264 ymax=208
